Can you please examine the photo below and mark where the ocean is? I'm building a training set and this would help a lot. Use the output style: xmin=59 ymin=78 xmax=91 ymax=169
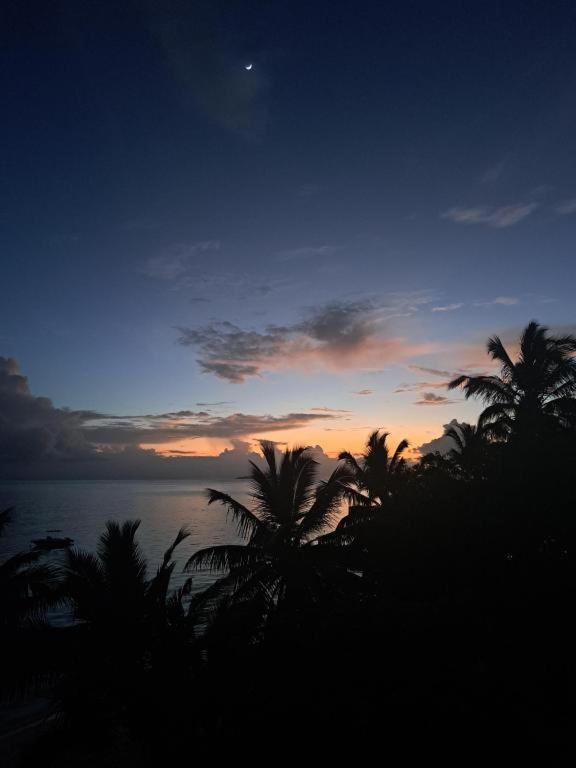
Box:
xmin=0 ymin=480 xmax=248 ymax=625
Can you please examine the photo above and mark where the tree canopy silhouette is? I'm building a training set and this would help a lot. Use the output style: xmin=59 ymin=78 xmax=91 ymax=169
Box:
xmin=185 ymin=441 xmax=354 ymax=628
xmin=338 ymin=429 xmax=409 ymax=506
xmin=449 ymin=321 xmax=576 ymax=440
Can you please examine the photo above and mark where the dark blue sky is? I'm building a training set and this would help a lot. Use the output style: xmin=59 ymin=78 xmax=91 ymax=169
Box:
xmin=2 ymin=0 xmax=576 ymax=466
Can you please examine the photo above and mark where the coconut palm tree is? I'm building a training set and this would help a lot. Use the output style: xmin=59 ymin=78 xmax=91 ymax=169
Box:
xmin=0 ymin=508 xmax=61 ymax=630
xmin=449 ymin=321 xmax=576 ymax=440
xmin=59 ymin=520 xmax=196 ymax=729
xmin=64 ymin=519 xmax=192 ymax=631
xmin=338 ymin=430 xmax=410 ymax=506
xmin=445 ymin=422 xmax=491 ymax=480
xmin=1 ymin=508 xmax=64 ymax=699
xmin=185 ymin=441 xmax=355 ymax=627
xmin=329 ymin=430 xmax=410 ymax=545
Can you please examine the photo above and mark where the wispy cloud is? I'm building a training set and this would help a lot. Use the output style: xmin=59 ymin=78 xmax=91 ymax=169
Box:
xmin=473 ymin=296 xmax=519 ymax=307
xmin=310 ymin=407 xmax=351 ymax=414
xmin=408 ymin=365 xmax=452 ymax=377
xmin=395 ymin=380 xmax=449 ymax=393
xmin=142 ymin=244 xmax=290 ymax=299
xmin=442 ymin=203 xmax=538 ymax=228
xmin=195 ymin=401 xmax=234 ymax=408
xmin=555 ymin=199 xmax=576 ymax=216
xmin=431 ymin=303 xmax=463 ymax=313
xmin=83 ymin=410 xmax=337 ymax=445
xmin=141 ymin=241 xmax=220 ymax=280
xmin=177 ymin=295 xmax=435 ymax=383
xmin=352 ymin=389 xmax=373 ymax=396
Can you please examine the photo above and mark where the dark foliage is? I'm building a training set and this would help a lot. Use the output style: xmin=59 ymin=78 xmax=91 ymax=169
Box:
xmin=4 ymin=321 xmax=576 ymax=761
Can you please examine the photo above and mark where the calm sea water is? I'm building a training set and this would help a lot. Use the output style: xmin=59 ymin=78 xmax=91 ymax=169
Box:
xmin=0 ymin=480 xmax=248 ymax=625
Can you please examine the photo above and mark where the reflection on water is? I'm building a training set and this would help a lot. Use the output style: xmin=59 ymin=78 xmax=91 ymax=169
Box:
xmin=0 ymin=480 xmax=247 ymax=625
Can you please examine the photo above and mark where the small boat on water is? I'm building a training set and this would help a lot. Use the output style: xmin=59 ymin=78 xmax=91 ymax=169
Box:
xmin=31 ymin=536 xmax=74 ymax=551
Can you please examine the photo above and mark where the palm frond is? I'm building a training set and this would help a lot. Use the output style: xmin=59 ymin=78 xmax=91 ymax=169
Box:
xmin=290 ymin=451 xmax=319 ymax=519
xmin=205 ymin=488 xmax=262 ymax=538
xmin=340 ymin=485 xmax=373 ymax=507
xmin=336 ymin=505 xmax=380 ymax=532
xmin=258 ymin=439 xmax=278 ymax=475
xmin=444 ymin=424 xmax=465 ymax=453
xmin=161 ymin=526 xmax=190 ymax=570
xmin=486 ymin=335 xmax=515 ymax=380
xmin=297 ymin=464 xmax=352 ymax=541
xmin=390 ymin=438 xmax=409 ymax=470
xmin=188 ymin=562 xmax=265 ymax=624
xmin=98 ymin=519 xmax=147 ymax=587
xmin=337 ymin=450 xmax=362 ymax=477
xmin=448 ymin=374 xmax=468 ymax=391
xmin=185 ymin=544 xmax=265 ymax=573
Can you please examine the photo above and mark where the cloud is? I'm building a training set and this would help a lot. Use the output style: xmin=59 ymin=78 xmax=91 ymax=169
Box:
xmin=395 ymin=381 xmax=449 ymax=393
xmin=177 ymin=297 xmax=434 ymax=382
xmin=408 ymin=365 xmax=452 ymax=377
xmin=144 ymin=254 xmax=288 ymax=300
xmin=396 ymin=361 xmax=458 ymax=395
xmin=197 ymin=361 xmax=262 ymax=383
xmin=473 ymin=296 xmax=519 ymax=307
xmin=3 ymin=438 xmax=338 ymax=482
xmin=0 ymin=357 xmax=97 ymax=465
xmin=310 ymin=407 xmax=351 ymax=414
xmin=431 ymin=303 xmax=463 ymax=313
xmin=414 ymin=392 xmax=454 ymax=406
xmin=195 ymin=401 xmax=234 ymax=408
xmin=0 ymin=357 xmax=342 ymax=480
xmin=83 ymin=410 xmax=336 ymax=446
xmin=352 ymin=389 xmax=373 ymax=396
xmin=442 ymin=203 xmax=538 ymax=228
xmin=556 ymin=199 xmax=576 ymax=216
xmin=142 ymin=241 xmax=220 ymax=281
xmin=177 ymin=321 xmax=286 ymax=382
xmin=416 ymin=419 xmax=463 ymax=456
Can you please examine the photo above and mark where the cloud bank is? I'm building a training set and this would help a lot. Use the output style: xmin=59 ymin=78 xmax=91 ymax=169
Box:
xmin=0 ymin=357 xmax=339 ymax=480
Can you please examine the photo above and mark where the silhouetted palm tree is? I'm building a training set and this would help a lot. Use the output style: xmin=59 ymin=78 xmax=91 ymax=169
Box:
xmin=64 ymin=520 xmax=192 ymax=630
xmin=0 ymin=508 xmax=64 ymax=699
xmin=59 ymin=520 xmax=196 ymax=732
xmin=449 ymin=321 xmax=576 ymax=440
xmin=445 ymin=422 xmax=491 ymax=479
xmin=185 ymin=441 xmax=354 ymax=626
xmin=339 ymin=429 xmax=410 ymax=506
xmin=0 ymin=508 xmax=61 ymax=630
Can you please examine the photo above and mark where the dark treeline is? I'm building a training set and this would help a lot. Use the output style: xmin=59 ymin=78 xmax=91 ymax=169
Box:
xmin=2 ymin=321 xmax=576 ymax=761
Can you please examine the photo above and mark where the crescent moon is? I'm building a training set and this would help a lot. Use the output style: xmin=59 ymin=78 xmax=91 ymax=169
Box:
xmin=245 ymin=63 xmax=253 ymax=71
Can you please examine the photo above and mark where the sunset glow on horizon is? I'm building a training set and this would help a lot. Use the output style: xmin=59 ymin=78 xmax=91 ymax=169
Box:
xmin=1 ymin=2 xmax=575 ymax=481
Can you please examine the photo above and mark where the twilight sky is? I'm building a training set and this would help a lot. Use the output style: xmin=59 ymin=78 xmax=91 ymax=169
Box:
xmin=1 ymin=1 xmax=576 ymax=477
